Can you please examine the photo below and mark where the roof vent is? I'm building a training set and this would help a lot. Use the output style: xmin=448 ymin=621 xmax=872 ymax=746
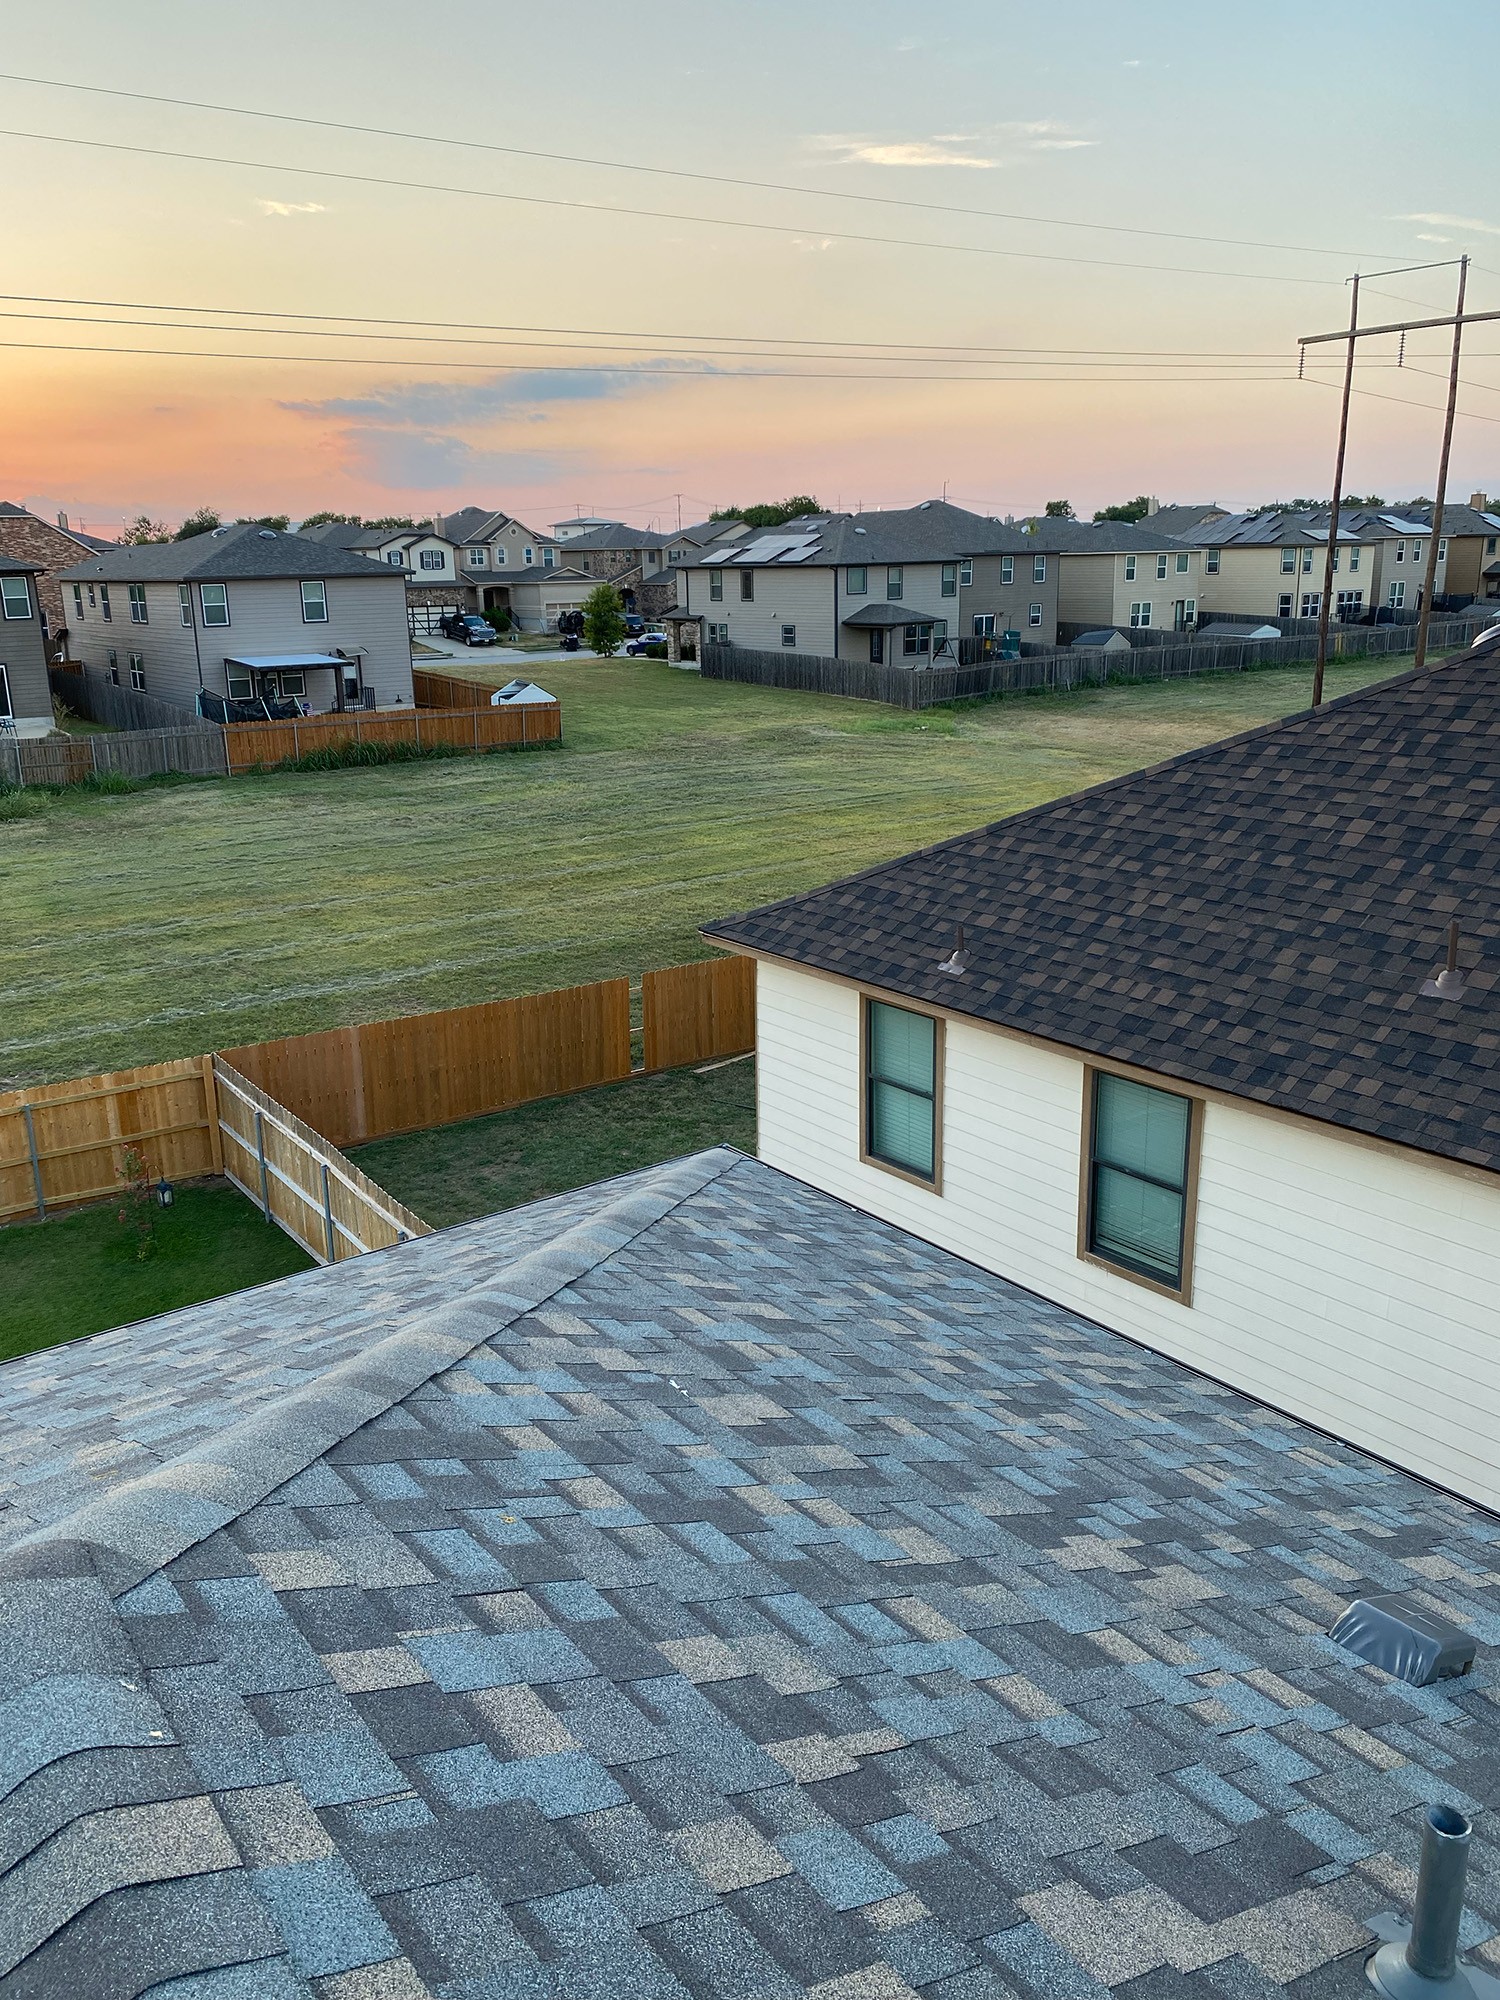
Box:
xmin=853 ymin=526 xmax=866 ymax=535
xmin=258 ymin=529 xmax=278 ymax=538
xmin=936 ymin=925 xmax=971 ymax=977
xmin=1420 ymin=920 xmax=1468 ymax=1001
xmin=919 ymin=501 xmax=932 ymax=510
xmin=1329 ymin=1593 xmax=1475 ymax=1686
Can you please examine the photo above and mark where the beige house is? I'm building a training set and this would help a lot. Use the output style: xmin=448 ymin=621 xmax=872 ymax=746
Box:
xmin=1038 ymin=519 xmax=1209 ymax=632
xmin=1193 ymin=513 xmax=1375 ymax=623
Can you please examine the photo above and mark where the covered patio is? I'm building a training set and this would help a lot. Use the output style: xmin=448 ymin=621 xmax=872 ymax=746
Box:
xmin=221 ymin=649 xmax=367 ymax=716
xmin=841 ymin=599 xmax=945 ymax=664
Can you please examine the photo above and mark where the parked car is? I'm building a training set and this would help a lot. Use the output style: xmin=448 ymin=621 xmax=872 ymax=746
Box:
xmin=440 ymin=612 xmax=498 ymax=645
xmin=622 ymin=613 xmax=646 ymax=637
xmin=624 ymin=629 xmax=668 ymax=656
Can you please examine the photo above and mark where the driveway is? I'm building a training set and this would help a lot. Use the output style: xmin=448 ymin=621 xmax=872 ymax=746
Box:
xmin=414 ymin=632 xmax=606 ymax=665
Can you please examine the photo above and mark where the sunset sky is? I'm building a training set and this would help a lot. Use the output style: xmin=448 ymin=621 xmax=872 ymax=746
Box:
xmin=5 ymin=0 xmax=1498 ymax=537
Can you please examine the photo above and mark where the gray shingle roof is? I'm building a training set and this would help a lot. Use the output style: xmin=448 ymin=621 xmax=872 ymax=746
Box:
xmin=682 ymin=503 xmax=1047 ymax=572
xmin=706 ymin=656 xmax=1500 ymax=1176
xmin=1 ymin=1148 xmax=1496 ymax=1994
xmin=1019 ymin=519 xmax=1203 ymax=555
xmin=558 ymin=525 xmax=673 ymax=553
xmin=59 ymin=524 xmax=409 ymax=584
xmin=1143 ymin=504 xmax=1230 ymax=537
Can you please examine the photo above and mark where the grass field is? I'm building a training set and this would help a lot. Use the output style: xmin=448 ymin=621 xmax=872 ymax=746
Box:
xmin=0 ymin=1185 xmax=313 ymax=1361
xmin=2 ymin=652 xmax=1404 ymax=1087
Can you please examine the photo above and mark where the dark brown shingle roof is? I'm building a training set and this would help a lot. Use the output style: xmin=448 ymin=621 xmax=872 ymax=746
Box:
xmin=705 ymin=655 xmax=1500 ymax=1173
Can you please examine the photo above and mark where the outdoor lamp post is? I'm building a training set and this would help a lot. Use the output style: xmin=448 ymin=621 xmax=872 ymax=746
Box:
xmin=155 ymin=1178 xmax=175 ymax=1208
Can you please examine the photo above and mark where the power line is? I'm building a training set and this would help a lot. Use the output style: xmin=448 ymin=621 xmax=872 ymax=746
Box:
xmin=0 ymin=124 xmax=1350 ymax=288
xmin=0 ymin=69 xmax=1414 ymax=266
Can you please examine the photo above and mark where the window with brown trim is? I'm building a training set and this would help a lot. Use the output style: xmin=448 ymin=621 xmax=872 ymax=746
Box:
xmin=863 ymin=999 xmax=940 ymax=1185
xmin=1083 ymin=1070 xmax=1196 ymax=1293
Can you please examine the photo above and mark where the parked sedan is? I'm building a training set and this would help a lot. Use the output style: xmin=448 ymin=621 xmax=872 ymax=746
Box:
xmin=440 ymin=612 xmax=498 ymax=645
xmin=624 ymin=629 xmax=668 ymax=656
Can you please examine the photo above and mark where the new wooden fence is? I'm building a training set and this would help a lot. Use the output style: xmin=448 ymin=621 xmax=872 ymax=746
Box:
xmin=223 ymin=703 xmax=559 ymax=771
xmin=413 ymin=668 xmax=509 ymax=710
xmin=0 ymin=1056 xmax=222 ymax=1222
xmin=643 ymin=957 xmax=756 ymax=1072
xmin=700 ymin=614 xmax=1491 ymax=710
xmin=214 ymin=1059 xmax=430 ymax=1264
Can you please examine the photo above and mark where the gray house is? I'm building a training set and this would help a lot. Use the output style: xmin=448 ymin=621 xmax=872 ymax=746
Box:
xmin=0 ymin=557 xmax=53 ymax=737
xmin=59 ymin=526 xmax=414 ymax=719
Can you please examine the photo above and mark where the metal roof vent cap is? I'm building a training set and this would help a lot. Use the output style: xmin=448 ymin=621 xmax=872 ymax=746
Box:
xmin=1421 ymin=920 xmax=1468 ymax=1001
xmin=937 ymin=925 xmax=971 ymax=977
xmin=257 ymin=529 xmax=278 ymax=538
xmin=1366 ymin=1804 xmax=1500 ymax=1997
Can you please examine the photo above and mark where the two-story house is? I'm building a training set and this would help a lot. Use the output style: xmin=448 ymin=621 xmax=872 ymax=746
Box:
xmin=1036 ymin=519 xmax=1209 ymax=633
xmin=0 ymin=557 xmax=54 ymax=737
xmin=59 ymin=526 xmax=415 ymax=719
xmin=0 ymin=503 xmax=117 ymax=651
xmin=1191 ymin=512 xmax=1378 ymax=624
xmin=673 ymin=503 xmax=1061 ymax=662
xmin=1365 ymin=499 xmax=1500 ymax=609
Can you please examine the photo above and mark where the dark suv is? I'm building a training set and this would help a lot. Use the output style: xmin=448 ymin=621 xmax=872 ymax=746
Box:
xmin=440 ymin=612 xmax=498 ymax=645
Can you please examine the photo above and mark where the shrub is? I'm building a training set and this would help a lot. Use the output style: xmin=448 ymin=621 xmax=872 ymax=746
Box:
xmin=644 ymin=642 xmax=668 ymax=660
xmin=0 ymin=786 xmax=49 ymax=820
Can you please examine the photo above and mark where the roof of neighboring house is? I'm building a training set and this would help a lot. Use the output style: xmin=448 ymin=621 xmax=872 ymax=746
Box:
xmin=1143 ymin=503 xmax=1230 ymax=536
xmin=1376 ymin=503 xmax=1500 ymax=540
xmin=0 ymin=1146 xmax=1495 ymax=1995
xmin=0 ymin=502 xmax=117 ymax=552
xmin=672 ymin=518 xmax=750 ymax=548
xmin=487 ymin=564 xmax=593 ymax=589
xmin=1019 ymin=519 xmax=1202 ymax=555
xmin=706 ymin=655 xmax=1500 ymax=1177
xmin=841 ymin=601 xmax=944 ymax=629
xmin=1193 ymin=511 xmax=1370 ymax=549
xmin=294 ymin=521 xmax=373 ymax=550
xmin=1195 ymin=621 xmax=1281 ymax=639
xmin=555 ymin=524 xmax=672 ymax=553
xmin=1070 ymin=627 xmax=1131 ymax=647
xmin=59 ymin=523 xmax=409 ymax=584
xmin=0 ymin=555 xmax=44 ymax=573
xmin=684 ymin=501 xmax=1048 ymax=571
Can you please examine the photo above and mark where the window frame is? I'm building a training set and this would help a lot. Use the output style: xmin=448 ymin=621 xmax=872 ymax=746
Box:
xmin=523 ymin=547 xmax=535 ymax=565
xmin=1032 ymin=554 xmax=1047 ymax=583
xmin=1349 ymin=547 xmax=1361 ymax=572
xmin=739 ymin=569 xmax=755 ymax=602
xmin=199 ymin=582 xmax=230 ymax=628
xmin=100 ymin=583 xmax=112 ymax=622
xmin=0 ymin=663 xmax=10 ymax=717
xmin=780 ymin=623 xmax=797 ymax=648
xmin=467 ymin=546 xmax=488 ymax=567
xmin=1129 ymin=601 xmax=1152 ymax=628
xmin=902 ymin=623 xmax=932 ymax=656
xmin=1280 ymin=549 xmax=1296 ymax=574
xmin=418 ymin=549 xmax=445 ymax=572
xmin=707 ymin=621 xmax=729 ymax=644
xmin=959 ymin=558 xmax=973 ymax=588
xmin=1175 ymin=551 xmax=1190 ymax=574
xmin=886 ymin=565 xmax=904 ymax=601
xmin=941 ymin=563 xmax=958 ymax=598
xmin=300 ymin=579 xmax=329 ymax=624
xmin=1124 ymin=554 xmax=1137 ymax=582
xmin=1028 ymin=601 xmax=1043 ymax=627
xmin=1078 ymin=1062 xmax=1200 ymax=1303
xmin=1155 ymin=553 xmax=1168 ymax=579
xmin=1001 ymin=555 xmax=1014 ymax=584
xmin=972 ymin=613 xmax=995 ymax=638
xmin=106 ymin=647 xmax=119 ymax=683
xmin=178 ymin=584 xmax=192 ymax=627
xmin=127 ymin=582 xmax=148 ymax=624
xmin=128 ymin=652 xmax=147 ymax=692
xmin=709 ymin=570 xmax=724 ymax=601
xmin=860 ymin=995 xmax=943 ymax=1192
xmin=847 ymin=565 xmax=867 ymax=595
xmin=72 ymin=583 xmax=84 ymax=619
xmin=1205 ymin=548 xmax=1221 ymax=574
xmin=1 ymin=575 xmax=32 ymax=620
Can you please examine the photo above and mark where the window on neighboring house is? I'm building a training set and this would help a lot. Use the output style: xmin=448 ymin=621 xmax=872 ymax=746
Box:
xmin=1488 ymin=537 xmax=1498 ymax=555
xmin=1156 ymin=553 xmax=1168 ymax=579
xmin=1175 ymin=551 xmax=1190 ymax=573
xmin=958 ymin=558 xmax=973 ymax=587
xmin=902 ymin=623 xmax=932 ymax=655
xmin=1001 ymin=555 xmax=1014 ymax=584
xmin=941 ymin=563 xmax=958 ymax=597
xmin=127 ymin=583 xmax=148 ymax=624
xmin=300 ymin=579 xmax=328 ymax=623
xmin=226 ymin=666 xmax=253 ymax=699
xmin=709 ymin=570 xmax=724 ymax=602
xmin=523 ymin=547 xmax=535 ymax=565
xmin=847 ymin=566 xmax=867 ymax=594
xmin=87 ymin=584 xmax=96 ymax=606
xmin=1388 ymin=580 xmax=1406 ymax=608
xmin=864 ymin=999 xmax=939 ymax=1184
xmin=494 ymin=547 xmax=507 ymax=566
xmin=128 ymin=652 xmax=146 ymax=692
xmin=1205 ymin=548 xmax=1221 ymax=573
xmin=418 ymin=550 xmax=445 ymax=571
xmin=1410 ymin=542 xmax=1424 ymax=567
xmin=199 ymin=583 xmax=230 ymax=627
xmin=1129 ymin=602 xmax=1152 ymax=627
xmin=543 ymin=546 xmax=556 ymax=569
xmin=972 ymin=613 xmax=995 ymax=637
xmin=0 ymin=664 xmax=10 ymax=717
xmin=1278 ymin=593 xmax=1293 ymax=618
xmin=1301 ymin=548 xmax=1315 ymax=573
xmin=106 ymin=647 xmax=119 ymax=683
xmin=1280 ymin=549 xmax=1296 ymax=574
xmin=739 ymin=570 xmax=755 ymax=601
xmin=1438 ymin=539 xmax=1448 ymax=561
xmin=868 ymin=630 xmax=884 ymax=663
xmin=1033 ymin=554 xmax=1047 ymax=583
xmin=386 ymin=550 xmax=404 ymax=565
xmin=1336 ymin=589 xmax=1364 ymax=617
xmin=178 ymin=584 xmax=192 ymax=627
xmin=1349 ymin=547 xmax=1361 ymax=571
xmin=1301 ymin=592 xmax=1320 ymax=618
xmin=886 ymin=565 xmax=904 ymax=600
xmin=1028 ymin=602 xmax=1043 ymax=627
xmin=1124 ymin=554 xmax=1137 ymax=582
xmin=1085 ymin=1070 xmax=1195 ymax=1293
xmin=100 ymin=584 xmax=112 ymax=621
xmin=668 ymin=548 xmax=681 ymax=563
xmin=72 ymin=583 xmax=84 ymax=619
xmin=1394 ymin=541 xmax=1405 ymax=563
xmin=707 ymin=621 xmax=729 ymax=644
xmin=1 ymin=575 xmax=32 ymax=619
xmin=468 ymin=547 xmax=487 ymax=567
xmin=781 ymin=624 xmax=797 ymax=647
xmin=1331 ymin=547 xmax=1341 ymax=572
xmin=276 ymin=669 xmax=305 ymax=698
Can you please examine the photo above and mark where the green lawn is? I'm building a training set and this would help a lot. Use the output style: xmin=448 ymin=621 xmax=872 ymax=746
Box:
xmin=354 ymin=1056 xmax=756 ymax=1228
xmin=2 ymin=652 xmax=1405 ymax=1087
xmin=0 ymin=1184 xmax=314 ymax=1361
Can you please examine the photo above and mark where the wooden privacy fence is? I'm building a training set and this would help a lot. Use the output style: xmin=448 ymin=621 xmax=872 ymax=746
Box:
xmin=223 ymin=703 xmax=559 ymax=771
xmin=0 ymin=1056 xmax=221 ymax=1222
xmin=214 ymin=1059 xmax=430 ymax=1264
xmin=413 ymin=668 xmax=509 ymax=710
xmin=643 ymin=957 xmax=756 ymax=1072
xmin=222 ymin=978 xmax=635 ymax=1148
xmin=50 ymin=664 xmax=221 ymax=737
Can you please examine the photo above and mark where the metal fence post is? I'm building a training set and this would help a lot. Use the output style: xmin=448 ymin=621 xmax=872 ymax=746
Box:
xmin=320 ymin=1162 xmax=337 ymax=1262
xmin=21 ymin=1105 xmax=45 ymax=1218
xmin=254 ymin=1109 xmax=270 ymax=1218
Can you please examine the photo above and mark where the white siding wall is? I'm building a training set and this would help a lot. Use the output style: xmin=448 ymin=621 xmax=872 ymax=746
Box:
xmin=756 ymin=959 xmax=1500 ymax=1514
xmin=684 ymin=567 xmax=838 ymax=653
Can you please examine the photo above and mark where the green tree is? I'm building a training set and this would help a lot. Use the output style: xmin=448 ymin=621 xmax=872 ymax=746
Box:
xmin=236 ymin=514 xmax=291 ymax=531
xmin=121 ymin=514 xmax=170 ymax=544
xmin=1043 ymin=499 xmax=1075 ymax=519
xmin=710 ymin=496 xmax=819 ymax=528
xmin=174 ymin=507 xmax=221 ymax=540
xmin=299 ymin=510 xmax=362 ymax=529
xmin=582 ymin=583 xmax=627 ymax=657
xmin=365 ymin=515 xmax=419 ymax=531
xmin=1092 ymin=495 xmax=1152 ymax=523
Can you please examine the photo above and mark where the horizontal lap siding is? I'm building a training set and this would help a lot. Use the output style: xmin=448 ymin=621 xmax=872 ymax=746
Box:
xmin=755 ymin=961 xmax=1500 ymax=1514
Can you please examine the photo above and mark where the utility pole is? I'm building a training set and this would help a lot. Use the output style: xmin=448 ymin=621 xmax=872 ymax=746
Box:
xmin=1311 ymin=273 xmax=1360 ymax=710
xmin=1414 ymin=255 xmax=1468 ymax=672
xmin=1300 ymin=258 xmax=1496 ymax=707
xmin=675 ymin=492 xmax=683 ymax=532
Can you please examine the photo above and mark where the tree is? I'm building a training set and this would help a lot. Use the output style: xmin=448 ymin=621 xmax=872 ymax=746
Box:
xmin=300 ymin=510 xmax=362 ymax=529
xmin=1092 ymin=495 xmax=1152 ymax=523
xmin=582 ymin=583 xmax=627 ymax=657
xmin=365 ymin=515 xmax=419 ymax=531
xmin=236 ymin=514 xmax=291 ymax=531
xmin=174 ymin=507 xmax=221 ymax=540
xmin=1043 ymin=499 xmax=1075 ymax=519
xmin=710 ymin=496 xmax=819 ymax=528
xmin=121 ymin=514 xmax=169 ymax=544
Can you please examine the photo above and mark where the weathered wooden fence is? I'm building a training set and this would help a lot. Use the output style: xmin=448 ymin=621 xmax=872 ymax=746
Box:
xmin=214 ymin=1059 xmax=430 ymax=1264
xmin=223 ymin=703 xmax=559 ymax=771
xmin=0 ymin=1056 xmax=222 ymax=1222
xmin=700 ymin=615 xmax=1491 ymax=710
xmin=0 ymin=729 xmax=230 ymax=787
xmin=50 ymin=664 xmax=218 ymax=736
xmin=643 ymin=958 xmax=756 ymax=1072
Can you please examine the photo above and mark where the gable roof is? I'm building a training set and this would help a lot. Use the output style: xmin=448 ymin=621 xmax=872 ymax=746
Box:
xmin=1143 ymin=503 xmax=1230 ymax=537
xmin=1194 ymin=511 xmax=1373 ymax=549
xmin=59 ymin=523 xmax=409 ymax=584
xmin=0 ymin=1146 xmax=1493 ymax=1994
xmin=685 ymin=502 xmax=1045 ymax=571
xmin=1019 ymin=518 xmax=1203 ymax=555
xmin=557 ymin=523 xmax=672 ymax=553
xmin=0 ymin=502 xmax=116 ymax=552
xmin=706 ymin=654 xmax=1500 ymax=1176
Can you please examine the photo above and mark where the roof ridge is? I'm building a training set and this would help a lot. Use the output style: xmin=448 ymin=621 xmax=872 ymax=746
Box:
xmin=1 ymin=1148 xmax=740 ymax=1595
xmin=705 ymin=659 xmax=1437 ymax=935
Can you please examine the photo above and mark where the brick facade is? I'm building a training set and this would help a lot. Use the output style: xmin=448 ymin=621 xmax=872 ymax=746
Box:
xmin=0 ymin=510 xmax=94 ymax=646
